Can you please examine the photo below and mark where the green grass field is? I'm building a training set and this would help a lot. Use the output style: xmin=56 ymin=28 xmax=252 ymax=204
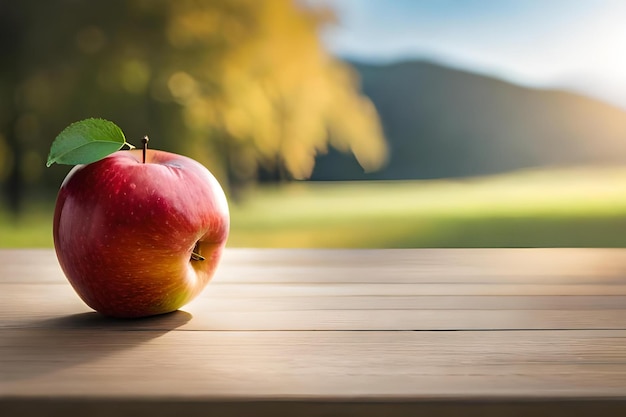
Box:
xmin=4 ymin=166 xmax=626 ymax=248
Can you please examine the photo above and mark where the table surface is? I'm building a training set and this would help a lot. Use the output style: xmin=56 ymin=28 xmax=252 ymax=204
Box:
xmin=3 ymin=248 xmax=626 ymax=416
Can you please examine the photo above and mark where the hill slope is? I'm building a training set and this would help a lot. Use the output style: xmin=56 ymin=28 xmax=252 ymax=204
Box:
xmin=312 ymin=60 xmax=626 ymax=180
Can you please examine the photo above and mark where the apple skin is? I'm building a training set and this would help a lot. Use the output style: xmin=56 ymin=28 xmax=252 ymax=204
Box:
xmin=53 ymin=149 xmax=229 ymax=318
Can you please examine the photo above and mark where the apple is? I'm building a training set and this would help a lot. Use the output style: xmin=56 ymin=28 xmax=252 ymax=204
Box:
xmin=52 ymin=145 xmax=229 ymax=318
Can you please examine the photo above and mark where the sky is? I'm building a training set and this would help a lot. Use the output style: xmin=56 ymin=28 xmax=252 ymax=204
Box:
xmin=311 ymin=0 xmax=626 ymax=109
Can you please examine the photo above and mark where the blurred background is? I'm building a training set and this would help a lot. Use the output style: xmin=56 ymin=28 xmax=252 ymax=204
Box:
xmin=3 ymin=0 xmax=626 ymax=248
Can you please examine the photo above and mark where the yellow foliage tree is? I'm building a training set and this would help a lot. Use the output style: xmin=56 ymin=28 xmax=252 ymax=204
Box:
xmin=0 ymin=0 xmax=387 ymax=208
xmin=162 ymin=0 xmax=387 ymax=186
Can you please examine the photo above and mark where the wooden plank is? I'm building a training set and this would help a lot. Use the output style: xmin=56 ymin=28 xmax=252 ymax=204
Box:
xmin=3 ymin=329 xmax=626 ymax=399
xmin=204 ymin=283 xmax=626 ymax=296
xmin=3 ymin=283 xmax=626 ymax=330
xmin=9 ymin=307 xmax=626 ymax=331
xmin=4 ymin=248 xmax=626 ymax=416
xmin=0 ymin=250 xmax=64 ymax=284
xmin=4 ymin=308 xmax=626 ymax=331
xmin=5 ymin=283 xmax=626 ymax=311
xmin=5 ymin=248 xmax=626 ymax=284
xmin=88 ymin=308 xmax=626 ymax=331
xmin=214 ymin=248 xmax=626 ymax=284
xmin=8 ymin=280 xmax=626 ymax=296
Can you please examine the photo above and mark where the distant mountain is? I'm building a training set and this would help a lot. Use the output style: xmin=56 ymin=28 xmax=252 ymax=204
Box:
xmin=311 ymin=60 xmax=626 ymax=180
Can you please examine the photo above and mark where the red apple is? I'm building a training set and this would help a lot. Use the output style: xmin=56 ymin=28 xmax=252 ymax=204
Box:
xmin=53 ymin=148 xmax=229 ymax=318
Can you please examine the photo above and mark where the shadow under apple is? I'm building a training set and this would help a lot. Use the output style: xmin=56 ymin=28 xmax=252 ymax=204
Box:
xmin=1 ymin=310 xmax=192 ymax=382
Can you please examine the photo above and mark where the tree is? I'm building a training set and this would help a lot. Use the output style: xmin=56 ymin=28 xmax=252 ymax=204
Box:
xmin=0 ymin=0 xmax=387 ymax=211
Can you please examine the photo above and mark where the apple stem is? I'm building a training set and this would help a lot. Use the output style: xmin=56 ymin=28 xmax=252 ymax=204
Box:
xmin=191 ymin=241 xmax=205 ymax=261
xmin=191 ymin=252 xmax=205 ymax=261
xmin=142 ymin=136 xmax=149 ymax=164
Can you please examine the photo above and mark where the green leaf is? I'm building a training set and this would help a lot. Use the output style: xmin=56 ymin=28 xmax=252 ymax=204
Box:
xmin=46 ymin=118 xmax=131 ymax=167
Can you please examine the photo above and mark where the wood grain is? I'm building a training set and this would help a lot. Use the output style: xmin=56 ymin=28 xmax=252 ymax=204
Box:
xmin=4 ymin=329 xmax=626 ymax=396
xmin=3 ymin=248 xmax=626 ymax=416
xmin=5 ymin=247 xmax=626 ymax=284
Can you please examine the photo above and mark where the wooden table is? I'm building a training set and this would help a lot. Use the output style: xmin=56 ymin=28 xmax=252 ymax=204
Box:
xmin=2 ymin=248 xmax=626 ymax=416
